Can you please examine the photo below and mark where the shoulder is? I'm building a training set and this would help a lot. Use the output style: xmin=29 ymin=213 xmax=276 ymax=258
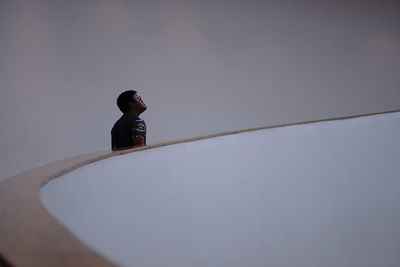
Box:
xmin=111 ymin=115 xmax=125 ymax=131
xmin=134 ymin=117 xmax=145 ymax=124
xmin=126 ymin=115 xmax=145 ymax=125
xmin=133 ymin=117 xmax=146 ymax=129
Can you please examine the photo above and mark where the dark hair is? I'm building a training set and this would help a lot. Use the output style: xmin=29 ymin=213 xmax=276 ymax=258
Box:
xmin=117 ymin=90 xmax=137 ymax=113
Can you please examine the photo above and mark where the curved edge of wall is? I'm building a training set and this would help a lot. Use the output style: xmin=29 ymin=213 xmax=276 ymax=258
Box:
xmin=0 ymin=109 xmax=399 ymax=266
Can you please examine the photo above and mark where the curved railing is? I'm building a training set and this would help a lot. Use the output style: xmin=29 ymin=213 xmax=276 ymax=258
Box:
xmin=1 ymin=109 xmax=399 ymax=266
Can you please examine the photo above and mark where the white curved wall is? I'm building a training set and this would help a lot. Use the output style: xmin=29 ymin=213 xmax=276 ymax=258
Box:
xmin=1 ymin=0 xmax=400 ymax=182
xmin=41 ymin=112 xmax=400 ymax=267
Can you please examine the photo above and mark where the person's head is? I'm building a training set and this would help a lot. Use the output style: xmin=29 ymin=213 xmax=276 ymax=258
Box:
xmin=116 ymin=90 xmax=147 ymax=115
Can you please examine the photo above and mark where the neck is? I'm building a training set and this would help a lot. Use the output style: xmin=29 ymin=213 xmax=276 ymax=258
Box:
xmin=126 ymin=109 xmax=140 ymax=116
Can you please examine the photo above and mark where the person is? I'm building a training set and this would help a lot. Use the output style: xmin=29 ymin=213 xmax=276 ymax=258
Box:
xmin=111 ymin=90 xmax=147 ymax=150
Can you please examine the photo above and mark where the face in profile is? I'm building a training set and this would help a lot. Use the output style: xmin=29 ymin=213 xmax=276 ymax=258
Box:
xmin=133 ymin=94 xmax=147 ymax=114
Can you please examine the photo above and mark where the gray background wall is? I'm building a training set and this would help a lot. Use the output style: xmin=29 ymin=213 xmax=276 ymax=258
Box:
xmin=1 ymin=0 xmax=399 ymax=182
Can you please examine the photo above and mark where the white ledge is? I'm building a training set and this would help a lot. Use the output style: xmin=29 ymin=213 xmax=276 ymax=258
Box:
xmin=1 ymin=109 xmax=400 ymax=267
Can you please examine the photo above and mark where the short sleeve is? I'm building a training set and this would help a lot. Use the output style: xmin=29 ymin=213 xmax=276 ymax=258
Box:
xmin=131 ymin=118 xmax=146 ymax=141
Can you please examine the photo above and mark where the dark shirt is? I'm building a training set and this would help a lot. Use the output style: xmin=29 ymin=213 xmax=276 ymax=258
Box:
xmin=111 ymin=114 xmax=146 ymax=150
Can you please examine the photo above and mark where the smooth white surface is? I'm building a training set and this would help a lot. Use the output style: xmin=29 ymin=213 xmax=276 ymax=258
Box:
xmin=1 ymin=0 xmax=400 ymax=181
xmin=41 ymin=112 xmax=400 ymax=267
